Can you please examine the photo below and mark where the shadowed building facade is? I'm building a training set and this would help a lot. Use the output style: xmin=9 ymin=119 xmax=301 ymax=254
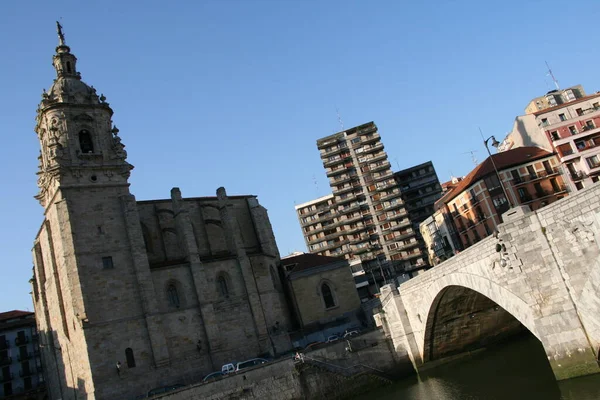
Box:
xmin=30 ymin=25 xmax=290 ymax=400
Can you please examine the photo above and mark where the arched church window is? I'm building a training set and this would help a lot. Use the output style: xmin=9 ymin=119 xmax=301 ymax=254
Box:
xmin=322 ymin=283 xmax=336 ymax=309
xmin=218 ymin=275 xmax=229 ymax=298
xmin=79 ymin=130 xmax=94 ymax=153
xmin=125 ymin=348 xmax=136 ymax=368
xmin=66 ymin=61 xmax=72 ymax=73
xmin=167 ymin=284 xmax=180 ymax=308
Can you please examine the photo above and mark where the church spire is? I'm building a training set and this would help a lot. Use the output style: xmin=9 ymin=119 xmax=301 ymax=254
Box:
xmin=56 ymin=21 xmax=66 ymax=46
xmin=53 ymin=21 xmax=78 ymax=79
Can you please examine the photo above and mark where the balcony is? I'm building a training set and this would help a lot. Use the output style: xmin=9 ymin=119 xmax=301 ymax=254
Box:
xmin=321 ymin=144 xmax=347 ymax=157
xmin=361 ymin=133 xmax=381 ymax=144
xmin=380 ymin=190 xmax=402 ymax=202
xmin=326 ymin=166 xmax=348 ymax=177
xmin=0 ymin=356 xmax=12 ymax=367
xmin=357 ymin=125 xmax=377 ymax=136
xmin=389 ymin=241 xmax=420 ymax=254
xmin=376 ymin=181 xmax=396 ymax=192
xmin=15 ymin=336 xmax=29 ymax=346
xmin=333 ymin=172 xmax=359 ymax=185
xmin=570 ymin=171 xmax=587 ymax=181
xmin=389 ymin=220 xmax=412 ymax=232
xmin=373 ymin=170 xmax=393 ymax=182
xmin=386 ymin=211 xmax=409 ymax=222
xmin=369 ymin=152 xmax=387 ymax=163
xmin=369 ymin=160 xmax=391 ymax=173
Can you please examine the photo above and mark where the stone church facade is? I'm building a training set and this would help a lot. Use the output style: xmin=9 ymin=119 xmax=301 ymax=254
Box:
xmin=30 ymin=26 xmax=291 ymax=400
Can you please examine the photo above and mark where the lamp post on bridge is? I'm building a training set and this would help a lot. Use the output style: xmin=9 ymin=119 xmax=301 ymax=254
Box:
xmin=480 ymin=129 xmax=514 ymax=208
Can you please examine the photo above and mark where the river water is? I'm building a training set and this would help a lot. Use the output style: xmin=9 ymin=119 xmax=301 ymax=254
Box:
xmin=357 ymin=334 xmax=600 ymax=400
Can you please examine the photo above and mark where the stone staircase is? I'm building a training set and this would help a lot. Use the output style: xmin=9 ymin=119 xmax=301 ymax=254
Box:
xmin=299 ymin=355 xmax=394 ymax=384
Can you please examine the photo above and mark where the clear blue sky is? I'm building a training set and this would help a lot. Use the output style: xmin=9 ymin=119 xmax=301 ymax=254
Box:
xmin=2 ymin=1 xmax=600 ymax=311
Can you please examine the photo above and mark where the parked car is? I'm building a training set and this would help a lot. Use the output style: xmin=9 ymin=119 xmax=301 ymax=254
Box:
xmin=202 ymin=371 xmax=226 ymax=383
xmin=146 ymin=383 xmax=185 ymax=398
xmin=326 ymin=334 xmax=340 ymax=343
xmin=236 ymin=358 xmax=268 ymax=371
xmin=221 ymin=363 xmax=237 ymax=374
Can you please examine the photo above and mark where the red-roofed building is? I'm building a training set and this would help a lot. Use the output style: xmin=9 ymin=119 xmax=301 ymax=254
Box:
xmin=425 ymin=147 xmax=567 ymax=252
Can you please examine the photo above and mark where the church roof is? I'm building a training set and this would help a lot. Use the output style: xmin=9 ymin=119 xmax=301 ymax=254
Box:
xmin=281 ymin=253 xmax=347 ymax=274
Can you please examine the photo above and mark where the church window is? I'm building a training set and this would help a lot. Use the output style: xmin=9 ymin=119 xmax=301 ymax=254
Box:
xmin=125 ymin=348 xmax=136 ymax=368
xmin=217 ymin=275 xmax=229 ymax=298
xmin=167 ymin=284 xmax=180 ymax=308
xmin=102 ymin=256 xmax=114 ymax=269
xmin=66 ymin=61 xmax=72 ymax=73
xmin=79 ymin=130 xmax=94 ymax=153
xmin=321 ymin=283 xmax=336 ymax=309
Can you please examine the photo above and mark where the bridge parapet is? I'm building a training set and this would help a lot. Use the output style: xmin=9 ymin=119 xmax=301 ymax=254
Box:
xmin=378 ymin=183 xmax=600 ymax=380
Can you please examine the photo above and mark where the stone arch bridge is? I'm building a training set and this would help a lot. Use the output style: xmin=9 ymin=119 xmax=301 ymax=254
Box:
xmin=378 ymin=183 xmax=600 ymax=380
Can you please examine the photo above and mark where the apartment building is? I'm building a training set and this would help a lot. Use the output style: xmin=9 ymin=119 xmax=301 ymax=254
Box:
xmin=296 ymin=122 xmax=426 ymax=285
xmin=536 ymin=93 xmax=600 ymax=191
xmin=524 ymin=85 xmax=586 ymax=114
xmin=0 ymin=311 xmax=45 ymax=399
xmin=497 ymin=85 xmax=600 ymax=191
xmin=434 ymin=147 xmax=567 ymax=251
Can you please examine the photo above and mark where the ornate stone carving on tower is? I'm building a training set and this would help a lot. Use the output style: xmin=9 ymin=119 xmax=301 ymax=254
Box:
xmin=35 ymin=22 xmax=132 ymax=207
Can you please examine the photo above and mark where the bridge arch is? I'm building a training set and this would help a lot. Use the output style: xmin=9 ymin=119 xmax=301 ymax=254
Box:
xmin=414 ymin=272 xmax=539 ymax=362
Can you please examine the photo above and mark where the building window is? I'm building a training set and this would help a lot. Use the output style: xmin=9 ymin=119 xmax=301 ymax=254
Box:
xmin=167 ymin=284 xmax=180 ymax=308
xmin=569 ymin=126 xmax=578 ymax=135
xmin=125 ymin=348 xmax=136 ymax=368
xmin=575 ymin=140 xmax=586 ymax=150
xmin=321 ymin=283 xmax=336 ymax=309
xmin=518 ymin=188 xmax=530 ymax=202
xmin=585 ymin=120 xmax=595 ymax=130
xmin=550 ymin=131 xmax=559 ymax=140
xmin=102 ymin=256 xmax=114 ymax=269
xmin=79 ymin=130 xmax=94 ymax=153
xmin=559 ymin=113 xmax=566 ymax=121
xmin=543 ymin=161 xmax=553 ymax=174
xmin=510 ymin=170 xmax=521 ymax=183
xmin=217 ymin=275 xmax=229 ymax=298
xmin=586 ymin=155 xmax=600 ymax=169
xmin=534 ymin=182 xmax=545 ymax=197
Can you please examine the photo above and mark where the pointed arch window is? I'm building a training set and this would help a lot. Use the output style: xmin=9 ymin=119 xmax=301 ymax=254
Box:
xmin=79 ymin=130 xmax=94 ymax=153
xmin=167 ymin=284 xmax=180 ymax=308
xmin=322 ymin=283 xmax=336 ymax=309
xmin=218 ymin=275 xmax=229 ymax=298
xmin=125 ymin=348 xmax=136 ymax=368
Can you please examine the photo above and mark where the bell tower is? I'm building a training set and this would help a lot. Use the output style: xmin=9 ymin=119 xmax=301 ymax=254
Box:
xmin=32 ymin=23 xmax=169 ymax=400
xmin=35 ymin=22 xmax=132 ymax=207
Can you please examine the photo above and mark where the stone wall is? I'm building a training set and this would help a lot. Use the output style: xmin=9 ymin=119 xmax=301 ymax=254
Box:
xmin=377 ymin=182 xmax=600 ymax=380
xmin=156 ymin=330 xmax=400 ymax=400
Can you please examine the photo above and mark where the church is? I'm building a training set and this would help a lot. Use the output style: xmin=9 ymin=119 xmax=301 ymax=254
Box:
xmin=30 ymin=24 xmax=292 ymax=400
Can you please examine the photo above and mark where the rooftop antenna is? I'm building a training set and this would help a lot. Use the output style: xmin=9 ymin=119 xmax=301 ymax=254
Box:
xmin=335 ymin=107 xmax=344 ymax=131
xmin=462 ymin=150 xmax=478 ymax=166
xmin=393 ymin=157 xmax=400 ymax=170
xmin=312 ymin=174 xmax=319 ymax=197
xmin=545 ymin=61 xmax=560 ymax=91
